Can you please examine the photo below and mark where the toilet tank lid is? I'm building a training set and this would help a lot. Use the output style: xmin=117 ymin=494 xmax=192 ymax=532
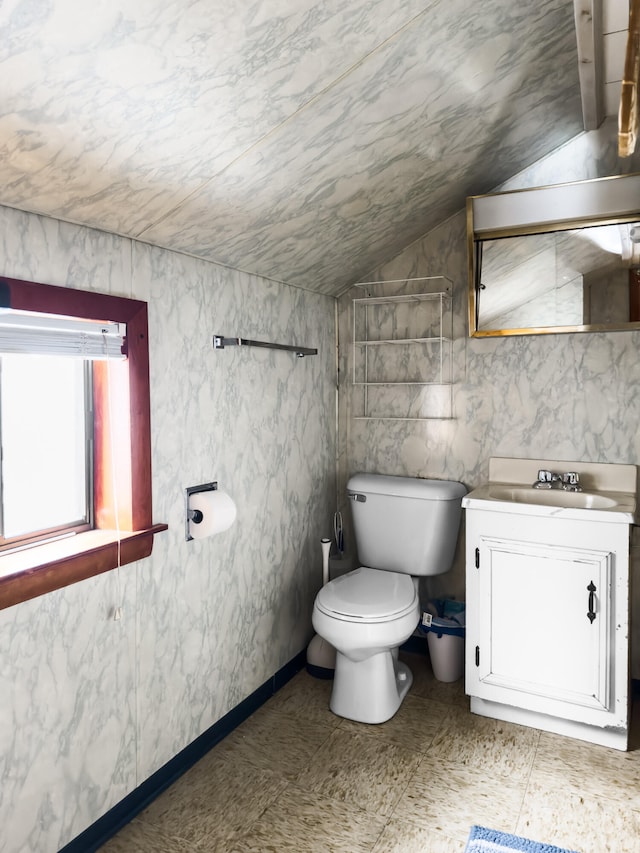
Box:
xmin=347 ymin=473 xmax=467 ymax=501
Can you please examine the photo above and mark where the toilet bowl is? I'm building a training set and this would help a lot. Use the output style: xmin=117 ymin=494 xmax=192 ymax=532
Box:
xmin=312 ymin=473 xmax=466 ymax=725
xmin=312 ymin=567 xmax=420 ymax=723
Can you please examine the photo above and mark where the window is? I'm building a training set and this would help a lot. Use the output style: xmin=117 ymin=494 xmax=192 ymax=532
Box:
xmin=0 ymin=276 xmax=167 ymax=610
xmin=1 ymin=355 xmax=92 ymax=548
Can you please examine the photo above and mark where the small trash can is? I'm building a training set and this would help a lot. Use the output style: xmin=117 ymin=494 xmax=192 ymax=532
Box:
xmin=419 ymin=599 xmax=465 ymax=683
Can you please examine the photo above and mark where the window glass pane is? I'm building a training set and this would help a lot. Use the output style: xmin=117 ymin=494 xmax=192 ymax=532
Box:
xmin=1 ymin=355 xmax=89 ymax=539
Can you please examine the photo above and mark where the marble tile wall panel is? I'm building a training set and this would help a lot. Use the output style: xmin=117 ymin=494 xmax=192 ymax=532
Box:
xmin=141 ymin=0 xmax=582 ymax=292
xmin=0 ymin=204 xmax=336 ymax=852
xmin=132 ymin=242 xmax=336 ymax=779
xmin=0 ymin=0 xmax=430 ymax=239
xmin=0 ymin=570 xmax=137 ymax=853
xmin=0 ymin=1 xmax=582 ymax=293
xmin=338 ymin=119 xmax=640 ymax=624
xmin=0 ymin=205 xmax=133 ymax=297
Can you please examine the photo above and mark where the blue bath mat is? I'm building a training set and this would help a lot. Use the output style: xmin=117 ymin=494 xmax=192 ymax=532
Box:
xmin=464 ymin=825 xmax=579 ymax=853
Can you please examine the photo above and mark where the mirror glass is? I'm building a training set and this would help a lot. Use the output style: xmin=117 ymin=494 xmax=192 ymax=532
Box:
xmin=477 ymin=222 xmax=640 ymax=332
xmin=467 ymin=174 xmax=640 ymax=336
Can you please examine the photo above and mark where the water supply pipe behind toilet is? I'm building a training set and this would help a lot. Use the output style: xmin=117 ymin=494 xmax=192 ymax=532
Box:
xmin=306 ymin=538 xmax=336 ymax=678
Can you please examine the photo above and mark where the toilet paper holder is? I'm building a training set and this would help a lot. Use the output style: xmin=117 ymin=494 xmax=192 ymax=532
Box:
xmin=185 ymin=481 xmax=218 ymax=541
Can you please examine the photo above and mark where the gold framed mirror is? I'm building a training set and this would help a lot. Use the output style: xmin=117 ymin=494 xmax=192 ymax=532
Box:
xmin=467 ymin=173 xmax=640 ymax=337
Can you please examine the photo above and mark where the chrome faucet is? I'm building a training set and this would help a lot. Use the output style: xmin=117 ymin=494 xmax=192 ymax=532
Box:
xmin=561 ymin=471 xmax=582 ymax=492
xmin=532 ymin=469 xmax=582 ymax=492
xmin=532 ymin=469 xmax=560 ymax=489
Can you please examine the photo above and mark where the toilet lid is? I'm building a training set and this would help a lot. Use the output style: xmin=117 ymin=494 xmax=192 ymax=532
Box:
xmin=316 ymin=567 xmax=417 ymax=621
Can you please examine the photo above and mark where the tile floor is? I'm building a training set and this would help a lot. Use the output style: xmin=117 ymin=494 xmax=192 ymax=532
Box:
xmin=100 ymin=653 xmax=640 ymax=852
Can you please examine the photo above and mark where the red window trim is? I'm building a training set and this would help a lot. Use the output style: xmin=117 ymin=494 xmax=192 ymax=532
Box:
xmin=0 ymin=276 xmax=167 ymax=610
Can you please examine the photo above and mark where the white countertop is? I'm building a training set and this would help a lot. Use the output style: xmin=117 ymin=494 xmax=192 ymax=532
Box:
xmin=462 ymin=482 xmax=636 ymax=524
xmin=463 ymin=457 xmax=638 ymax=525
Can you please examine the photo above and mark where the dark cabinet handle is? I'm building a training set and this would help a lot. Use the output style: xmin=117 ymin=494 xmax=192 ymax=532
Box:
xmin=587 ymin=581 xmax=596 ymax=624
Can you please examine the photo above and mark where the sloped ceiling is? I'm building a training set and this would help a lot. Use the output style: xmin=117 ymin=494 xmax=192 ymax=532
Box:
xmin=0 ymin=0 xmax=583 ymax=295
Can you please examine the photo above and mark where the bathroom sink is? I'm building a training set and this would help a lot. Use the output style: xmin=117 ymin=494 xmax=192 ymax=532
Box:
xmin=487 ymin=485 xmax=618 ymax=509
xmin=461 ymin=458 xmax=638 ymax=523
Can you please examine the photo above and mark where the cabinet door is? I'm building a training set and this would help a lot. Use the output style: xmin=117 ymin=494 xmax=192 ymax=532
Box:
xmin=476 ymin=537 xmax=612 ymax=713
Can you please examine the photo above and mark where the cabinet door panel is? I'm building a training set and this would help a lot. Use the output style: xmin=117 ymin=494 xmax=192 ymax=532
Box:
xmin=478 ymin=537 xmax=611 ymax=711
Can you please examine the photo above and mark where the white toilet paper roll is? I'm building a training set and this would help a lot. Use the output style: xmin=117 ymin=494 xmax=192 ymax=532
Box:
xmin=188 ymin=490 xmax=237 ymax=539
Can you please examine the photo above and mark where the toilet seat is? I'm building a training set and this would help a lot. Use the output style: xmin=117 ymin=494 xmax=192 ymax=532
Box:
xmin=315 ymin=567 xmax=418 ymax=623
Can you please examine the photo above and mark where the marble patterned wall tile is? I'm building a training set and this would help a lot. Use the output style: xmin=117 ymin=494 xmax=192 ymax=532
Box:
xmin=140 ymin=0 xmax=581 ymax=291
xmin=499 ymin=117 xmax=640 ymax=191
xmin=132 ymin=242 xmax=336 ymax=779
xmin=0 ymin=2 xmax=581 ymax=293
xmin=0 ymin=0 xmax=431 ymax=238
xmin=338 ymin=118 xmax=640 ymax=645
xmin=0 ymin=205 xmax=133 ymax=297
xmin=0 ymin=569 xmax=137 ymax=853
xmin=0 ymin=204 xmax=336 ymax=852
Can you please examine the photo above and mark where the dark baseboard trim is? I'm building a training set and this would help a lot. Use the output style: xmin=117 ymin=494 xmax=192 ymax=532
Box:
xmin=59 ymin=649 xmax=306 ymax=853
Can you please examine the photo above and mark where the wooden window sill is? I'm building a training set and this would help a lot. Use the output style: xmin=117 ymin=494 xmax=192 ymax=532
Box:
xmin=0 ymin=524 xmax=168 ymax=610
xmin=0 ymin=276 xmax=164 ymax=613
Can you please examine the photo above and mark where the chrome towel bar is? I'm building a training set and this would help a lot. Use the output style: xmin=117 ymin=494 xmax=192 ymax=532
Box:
xmin=213 ymin=335 xmax=317 ymax=358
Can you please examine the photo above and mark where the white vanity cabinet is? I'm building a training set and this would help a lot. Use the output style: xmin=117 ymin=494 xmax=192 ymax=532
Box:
xmin=464 ymin=457 xmax=637 ymax=751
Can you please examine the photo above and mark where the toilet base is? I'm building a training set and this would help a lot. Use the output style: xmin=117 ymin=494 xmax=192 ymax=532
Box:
xmin=330 ymin=650 xmax=413 ymax=724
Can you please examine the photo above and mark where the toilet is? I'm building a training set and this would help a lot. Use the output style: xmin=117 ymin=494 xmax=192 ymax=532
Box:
xmin=312 ymin=473 xmax=466 ymax=724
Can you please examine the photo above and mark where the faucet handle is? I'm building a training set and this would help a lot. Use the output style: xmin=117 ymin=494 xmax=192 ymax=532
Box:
xmin=562 ymin=471 xmax=581 ymax=491
xmin=533 ymin=469 xmax=554 ymax=489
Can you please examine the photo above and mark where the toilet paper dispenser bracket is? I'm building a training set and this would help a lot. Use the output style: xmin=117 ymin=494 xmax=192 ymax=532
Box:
xmin=185 ymin=481 xmax=218 ymax=541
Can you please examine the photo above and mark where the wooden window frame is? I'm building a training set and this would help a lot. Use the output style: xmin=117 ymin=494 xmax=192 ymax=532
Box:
xmin=0 ymin=276 xmax=167 ymax=610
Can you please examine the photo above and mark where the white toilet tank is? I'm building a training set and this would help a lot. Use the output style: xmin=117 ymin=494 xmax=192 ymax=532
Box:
xmin=347 ymin=473 xmax=466 ymax=576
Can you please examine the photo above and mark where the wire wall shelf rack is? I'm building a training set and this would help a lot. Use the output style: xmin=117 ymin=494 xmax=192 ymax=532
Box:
xmin=351 ymin=277 xmax=453 ymax=421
